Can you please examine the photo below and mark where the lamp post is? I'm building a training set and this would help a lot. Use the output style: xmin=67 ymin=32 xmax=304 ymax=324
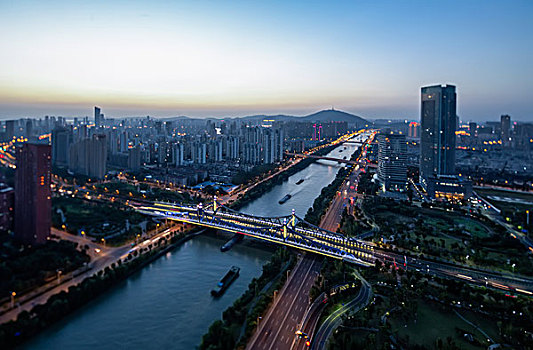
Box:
xmin=512 ymin=263 xmax=516 ymax=273
xmin=56 ymin=269 xmax=62 ymax=285
xmin=10 ymin=292 xmax=16 ymax=308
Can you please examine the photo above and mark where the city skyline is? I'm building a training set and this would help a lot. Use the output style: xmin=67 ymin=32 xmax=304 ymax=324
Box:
xmin=1 ymin=0 xmax=533 ymax=121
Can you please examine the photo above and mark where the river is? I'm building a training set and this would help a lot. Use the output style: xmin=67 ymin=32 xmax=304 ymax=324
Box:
xmin=23 ymin=142 xmax=359 ymax=349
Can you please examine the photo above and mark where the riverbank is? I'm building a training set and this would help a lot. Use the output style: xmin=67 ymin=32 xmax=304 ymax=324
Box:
xmin=199 ymin=247 xmax=296 ymax=350
xmin=0 ymin=228 xmax=202 ymax=349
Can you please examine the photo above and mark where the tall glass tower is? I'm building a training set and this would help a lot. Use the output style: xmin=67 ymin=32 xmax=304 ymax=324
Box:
xmin=419 ymin=84 xmax=457 ymax=188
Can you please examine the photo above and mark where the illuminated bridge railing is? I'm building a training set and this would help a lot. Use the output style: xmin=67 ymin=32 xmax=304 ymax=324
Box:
xmin=136 ymin=201 xmax=375 ymax=267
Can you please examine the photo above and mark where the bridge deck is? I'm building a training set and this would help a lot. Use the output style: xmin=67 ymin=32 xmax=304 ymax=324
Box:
xmin=137 ymin=202 xmax=375 ymax=267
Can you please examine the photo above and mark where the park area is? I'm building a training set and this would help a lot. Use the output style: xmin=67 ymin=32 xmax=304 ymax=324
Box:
xmin=390 ymin=299 xmax=500 ymax=349
xmin=476 ymin=188 xmax=533 ymax=234
xmin=328 ymin=263 xmax=531 ymax=349
xmin=362 ymin=197 xmax=533 ymax=275
xmin=52 ymin=197 xmax=148 ymax=244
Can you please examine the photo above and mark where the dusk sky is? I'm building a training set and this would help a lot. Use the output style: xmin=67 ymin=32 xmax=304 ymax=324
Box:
xmin=1 ymin=0 xmax=532 ymax=121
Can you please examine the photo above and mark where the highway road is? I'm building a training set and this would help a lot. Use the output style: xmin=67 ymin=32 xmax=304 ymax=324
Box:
xmin=373 ymin=249 xmax=533 ymax=295
xmin=246 ymin=256 xmax=321 ymax=350
xmin=310 ymin=275 xmax=372 ymax=350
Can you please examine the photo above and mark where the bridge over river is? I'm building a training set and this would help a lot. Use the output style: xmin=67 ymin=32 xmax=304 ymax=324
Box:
xmin=136 ymin=199 xmax=375 ymax=267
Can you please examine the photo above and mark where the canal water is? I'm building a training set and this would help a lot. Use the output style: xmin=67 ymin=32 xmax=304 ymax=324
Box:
xmin=23 ymin=143 xmax=359 ymax=350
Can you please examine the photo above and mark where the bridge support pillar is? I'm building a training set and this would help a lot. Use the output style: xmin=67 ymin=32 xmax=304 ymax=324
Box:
xmin=213 ymin=195 xmax=217 ymax=212
xmin=290 ymin=209 xmax=296 ymax=229
xmin=197 ymin=203 xmax=203 ymax=217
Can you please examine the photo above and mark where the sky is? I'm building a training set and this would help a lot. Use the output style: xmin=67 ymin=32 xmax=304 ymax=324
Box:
xmin=0 ymin=0 xmax=532 ymax=121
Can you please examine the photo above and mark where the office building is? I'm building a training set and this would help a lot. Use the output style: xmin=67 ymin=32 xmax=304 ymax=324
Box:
xmin=425 ymin=174 xmax=473 ymax=201
xmin=377 ymin=133 xmax=408 ymax=192
xmin=419 ymin=84 xmax=471 ymax=200
xmin=15 ymin=143 xmax=52 ymax=244
xmin=94 ymin=106 xmax=104 ymax=128
xmin=420 ymin=84 xmax=457 ymax=187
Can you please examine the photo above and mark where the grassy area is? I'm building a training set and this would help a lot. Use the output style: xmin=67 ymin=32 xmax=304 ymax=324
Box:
xmin=364 ymin=196 xmax=533 ymax=275
xmin=329 ymin=264 xmax=533 ymax=349
xmin=390 ymin=299 xmax=500 ymax=349
xmin=95 ymin=181 xmax=193 ymax=203
xmin=476 ymin=188 xmax=533 ymax=236
xmin=52 ymin=197 xmax=147 ymax=240
xmin=0 ymin=238 xmax=89 ymax=297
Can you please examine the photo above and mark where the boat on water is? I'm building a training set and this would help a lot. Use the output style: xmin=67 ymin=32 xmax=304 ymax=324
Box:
xmin=279 ymin=194 xmax=292 ymax=204
xmin=343 ymin=156 xmax=347 ymax=160
xmin=339 ymin=149 xmax=343 ymax=153
xmin=295 ymin=178 xmax=305 ymax=185
xmin=220 ymin=234 xmax=243 ymax=252
xmin=211 ymin=266 xmax=240 ymax=296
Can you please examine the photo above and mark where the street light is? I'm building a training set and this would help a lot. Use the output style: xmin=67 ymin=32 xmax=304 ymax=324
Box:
xmin=56 ymin=269 xmax=62 ymax=285
xmin=512 ymin=263 xmax=516 ymax=273
xmin=10 ymin=291 xmax=16 ymax=308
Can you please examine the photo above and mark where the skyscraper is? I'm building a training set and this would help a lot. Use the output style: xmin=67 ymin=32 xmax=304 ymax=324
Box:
xmin=15 ymin=143 xmax=52 ymax=245
xmin=420 ymin=84 xmax=457 ymax=187
xmin=94 ymin=106 xmax=104 ymax=128
xmin=377 ymin=132 xmax=407 ymax=192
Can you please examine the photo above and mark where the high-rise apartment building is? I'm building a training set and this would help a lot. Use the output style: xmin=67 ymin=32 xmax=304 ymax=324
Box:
xmin=5 ymin=120 xmax=15 ymax=141
xmin=0 ymin=183 xmax=14 ymax=232
xmin=69 ymin=134 xmax=107 ymax=179
xmin=51 ymin=127 xmax=72 ymax=166
xmin=408 ymin=122 xmax=420 ymax=138
xmin=192 ymin=141 xmax=207 ymax=164
xmin=25 ymin=120 xmax=34 ymax=138
xmin=377 ymin=133 xmax=407 ymax=192
xmin=128 ymin=146 xmax=141 ymax=172
xmin=173 ymin=142 xmax=184 ymax=166
xmin=420 ymin=84 xmax=457 ymax=187
xmin=15 ymin=143 xmax=52 ymax=245
xmin=500 ymin=114 xmax=511 ymax=146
